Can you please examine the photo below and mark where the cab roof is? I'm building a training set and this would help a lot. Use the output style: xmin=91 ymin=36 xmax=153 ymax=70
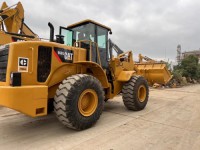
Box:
xmin=67 ymin=19 xmax=112 ymax=31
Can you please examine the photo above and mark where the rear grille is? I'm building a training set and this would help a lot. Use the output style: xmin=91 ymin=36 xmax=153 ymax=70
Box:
xmin=37 ymin=46 xmax=52 ymax=82
xmin=0 ymin=45 xmax=9 ymax=82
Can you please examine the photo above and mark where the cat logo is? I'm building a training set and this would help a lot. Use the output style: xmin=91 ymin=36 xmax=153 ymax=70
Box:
xmin=18 ymin=57 xmax=29 ymax=72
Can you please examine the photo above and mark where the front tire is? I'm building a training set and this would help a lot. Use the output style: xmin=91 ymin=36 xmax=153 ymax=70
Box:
xmin=54 ymin=74 xmax=104 ymax=130
xmin=122 ymin=76 xmax=149 ymax=111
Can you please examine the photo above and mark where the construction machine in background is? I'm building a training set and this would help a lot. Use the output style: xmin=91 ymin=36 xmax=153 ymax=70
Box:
xmin=135 ymin=54 xmax=172 ymax=86
xmin=0 ymin=2 xmax=39 ymax=45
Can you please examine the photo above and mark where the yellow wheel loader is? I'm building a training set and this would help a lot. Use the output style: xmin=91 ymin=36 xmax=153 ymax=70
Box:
xmin=0 ymin=19 xmax=150 ymax=130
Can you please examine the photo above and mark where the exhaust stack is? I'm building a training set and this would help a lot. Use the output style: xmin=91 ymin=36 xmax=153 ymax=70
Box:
xmin=48 ymin=22 xmax=54 ymax=42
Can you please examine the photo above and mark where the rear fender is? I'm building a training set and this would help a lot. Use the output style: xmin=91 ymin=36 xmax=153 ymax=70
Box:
xmin=74 ymin=61 xmax=110 ymax=88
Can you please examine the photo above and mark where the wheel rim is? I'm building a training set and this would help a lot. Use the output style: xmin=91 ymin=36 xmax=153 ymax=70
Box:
xmin=138 ymin=85 xmax=147 ymax=102
xmin=78 ymin=89 xmax=98 ymax=117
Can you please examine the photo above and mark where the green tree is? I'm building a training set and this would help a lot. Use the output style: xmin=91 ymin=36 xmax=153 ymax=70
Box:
xmin=180 ymin=55 xmax=199 ymax=79
xmin=197 ymin=64 xmax=200 ymax=79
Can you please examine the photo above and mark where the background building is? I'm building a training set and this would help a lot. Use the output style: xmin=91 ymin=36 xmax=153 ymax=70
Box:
xmin=176 ymin=45 xmax=200 ymax=64
xmin=182 ymin=50 xmax=200 ymax=62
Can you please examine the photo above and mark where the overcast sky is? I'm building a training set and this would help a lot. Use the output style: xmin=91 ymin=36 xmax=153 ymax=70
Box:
xmin=4 ymin=0 xmax=200 ymax=62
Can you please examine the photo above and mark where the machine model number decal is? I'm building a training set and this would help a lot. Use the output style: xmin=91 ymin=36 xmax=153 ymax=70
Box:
xmin=18 ymin=57 xmax=29 ymax=72
xmin=54 ymin=47 xmax=73 ymax=63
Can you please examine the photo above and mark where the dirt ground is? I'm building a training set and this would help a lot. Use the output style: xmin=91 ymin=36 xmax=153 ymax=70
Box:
xmin=0 ymin=84 xmax=200 ymax=150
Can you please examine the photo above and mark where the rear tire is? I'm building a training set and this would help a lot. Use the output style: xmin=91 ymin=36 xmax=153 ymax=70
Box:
xmin=54 ymin=74 xmax=104 ymax=130
xmin=122 ymin=76 xmax=149 ymax=111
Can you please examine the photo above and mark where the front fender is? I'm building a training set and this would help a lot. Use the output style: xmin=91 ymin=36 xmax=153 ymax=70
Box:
xmin=117 ymin=71 xmax=136 ymax=82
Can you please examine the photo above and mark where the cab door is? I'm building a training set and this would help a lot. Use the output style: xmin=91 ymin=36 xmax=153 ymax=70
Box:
xmin=96 ymin=26 xmax=109 ymax=69
xmin=59 ymin=27 xmax=73 ymax=46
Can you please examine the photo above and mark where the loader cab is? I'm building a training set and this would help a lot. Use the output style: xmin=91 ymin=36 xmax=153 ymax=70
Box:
xmin=59 ymin=20 xmax=112 ymax=69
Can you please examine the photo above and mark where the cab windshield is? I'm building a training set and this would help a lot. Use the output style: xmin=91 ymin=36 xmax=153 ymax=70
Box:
xmin=71 ymin=23 xmax=95 ymax=43
xmin=60 ymin=23 xmax=108 ymax=49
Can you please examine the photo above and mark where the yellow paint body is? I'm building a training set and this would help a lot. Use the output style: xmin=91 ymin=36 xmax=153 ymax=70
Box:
xmin=0 ymin=85 xmax=47 ymax=117
xmin=0 ymin=41 xmax=135 ymax=117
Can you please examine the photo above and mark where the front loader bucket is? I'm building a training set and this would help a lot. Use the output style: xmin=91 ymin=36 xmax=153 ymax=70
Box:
xmin=134 ymin=63 xmax=173 ymax=86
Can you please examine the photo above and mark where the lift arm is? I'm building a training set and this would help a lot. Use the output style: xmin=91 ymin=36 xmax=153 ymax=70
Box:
xmin=108 ymin=39 xmax=124 ymax=55
xmin=138 ymin=54 xmax=156 ymax=63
